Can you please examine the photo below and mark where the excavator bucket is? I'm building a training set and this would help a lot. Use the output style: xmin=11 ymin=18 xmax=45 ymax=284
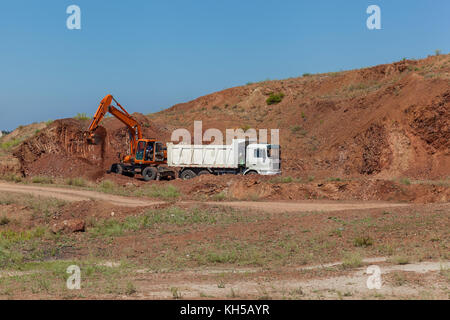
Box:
xmin=86 ymin=126 xmax=107 ymax=145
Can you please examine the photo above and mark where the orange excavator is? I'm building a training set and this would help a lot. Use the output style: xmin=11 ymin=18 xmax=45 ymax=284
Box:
xmin=87 ymin=94 xmax=175 ymax=181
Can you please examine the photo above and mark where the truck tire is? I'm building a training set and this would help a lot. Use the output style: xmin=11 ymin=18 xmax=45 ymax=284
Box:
xmin=180 ymin=169 xmax=197 ymax=180
xmin=245 ymin=170 xmax=257 ymax=175
xmin=197 ymin=170 xmax=210 ymax=176
xmin=142 ymin=167 xmax=157 ymax=181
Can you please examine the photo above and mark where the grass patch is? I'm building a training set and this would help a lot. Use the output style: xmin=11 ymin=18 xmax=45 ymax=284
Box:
xmin=89 ymin=206 xmax=257 ymax=238
xmin=134 ymin=185 xmax=180 ymax=200
xmin=98 ymin=180 xmax=116 ymax=192
xmin=0 ymin=173 xmax=23 ymax=183
xmin=95 ymin=180 xmax=181 ymax=200
xmin=389 ymin=256 xmax=410 ymax=265
xmin=125 ymin=282 xmax=137 ymax=295
xmin=342 ymin=252 xmax=363 ymax=269
xmin=212 ymin=191 xmax=227 ymax=201
xmin=66 ymin=177 xmax=88 ymax=187
xmin=74 ymin=113 xmax=90 ymax=121
xmin=290 ymin=125 xmax=307 ymax=136
xmin=268 ymin=176 xmax=302 ymax=183
xmin=31 ymin=176 xmax=54 ymax=184
xmin=0 ymin=193 xmax=66 ymax=222
xmin=0 ymin=138 xmax=22 ymax=150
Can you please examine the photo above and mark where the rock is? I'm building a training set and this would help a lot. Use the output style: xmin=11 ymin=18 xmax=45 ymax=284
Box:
xmin=51 ymin=219 xmax=85 ymax=234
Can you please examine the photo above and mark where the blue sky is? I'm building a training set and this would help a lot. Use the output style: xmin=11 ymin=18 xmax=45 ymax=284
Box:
xmin=0 ymin=0 xmax=448 ymax=130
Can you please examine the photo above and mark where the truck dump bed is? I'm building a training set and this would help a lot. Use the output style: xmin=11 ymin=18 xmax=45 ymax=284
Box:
xmin=167 ymin=139 xmax=246 ymax=168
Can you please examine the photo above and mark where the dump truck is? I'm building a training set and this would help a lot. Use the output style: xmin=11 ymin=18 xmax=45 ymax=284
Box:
xmin=166 ymin=139 xmax=281 ymax=180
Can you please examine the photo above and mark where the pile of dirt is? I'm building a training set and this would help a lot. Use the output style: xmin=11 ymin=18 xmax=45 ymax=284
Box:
xmin=13 ymin=114 xmax=169 ymax=179
xmin=179 ymin=174 xmax=449 ymax=203
xmin=0 ymin=121 xmax=48 ymax=176
xmin=151 ymin=54 xmax=450 ymax=180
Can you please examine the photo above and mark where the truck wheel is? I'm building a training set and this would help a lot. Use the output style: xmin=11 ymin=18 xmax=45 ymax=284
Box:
xmin=180 ymin=169 xmax=197 ymax=180
xmin=197 ymin=170 xmax=210 ymax=176
xmin=142 ymin=167 xmax=157 ymax=181
xmin=245 ymin=171 xmax=257 ymax=175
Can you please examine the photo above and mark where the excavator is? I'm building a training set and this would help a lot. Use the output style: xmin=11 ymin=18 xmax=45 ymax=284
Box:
xmin=86 ymin=94 xmax=175 ymax=181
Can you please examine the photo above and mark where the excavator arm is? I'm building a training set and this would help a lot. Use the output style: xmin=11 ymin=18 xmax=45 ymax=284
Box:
xmin=87 ymin=94 xmax=143 ymax=157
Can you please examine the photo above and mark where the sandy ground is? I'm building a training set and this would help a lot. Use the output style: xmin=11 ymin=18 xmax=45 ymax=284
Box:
xmin=0 ymin=182 xmax=448 ymax=300
xmin=129 ymin=260 xmax=449 ymax=299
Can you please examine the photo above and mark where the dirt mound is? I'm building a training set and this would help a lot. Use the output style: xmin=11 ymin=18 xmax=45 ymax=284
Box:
xmin=179 ymin=174 xmax=449 ymax=203
xmin=14 ymin=114 xmax=168 ymax=179
xmin=151 ymin=54 xmax=450 ymax=180
xmin=0 ymin=121 xmax=49 ymax=176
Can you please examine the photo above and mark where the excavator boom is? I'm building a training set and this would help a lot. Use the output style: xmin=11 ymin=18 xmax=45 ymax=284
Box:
xmin=87 ymin=94 xmax=142 ymax=156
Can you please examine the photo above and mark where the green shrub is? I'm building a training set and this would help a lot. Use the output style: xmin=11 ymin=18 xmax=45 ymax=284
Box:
xmin=353 ymin=236 xmax=373 ymax=247
xmin=266 ymin=92 xmax=285 ymax=105
xmin=0 ymin=138 xmax=22 ymax=150
xmin=1 ymin=173 xmax=23 ymax=183
xmin=74 ymin=113 xmax=90 ymax=121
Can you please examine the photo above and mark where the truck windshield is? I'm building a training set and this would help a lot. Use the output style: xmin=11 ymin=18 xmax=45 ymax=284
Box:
xmin=267 ymin=145 xmax=280 ymax=158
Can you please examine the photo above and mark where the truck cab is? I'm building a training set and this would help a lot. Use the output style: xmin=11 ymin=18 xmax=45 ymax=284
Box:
xmin=245 ymin=144 xmax=281 ymax=175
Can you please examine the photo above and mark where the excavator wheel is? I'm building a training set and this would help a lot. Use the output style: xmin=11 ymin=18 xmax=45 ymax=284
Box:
xmin=110 ymin=164 xmax=123 ymax=175
xmin=142 ymin=167 xmax=157 ymax=181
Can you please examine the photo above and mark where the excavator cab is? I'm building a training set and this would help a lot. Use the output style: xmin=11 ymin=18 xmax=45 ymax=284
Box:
xmin=135 ymin=140 xmax=146 ymax=161
xmin=133 ymin=139 xmax=166 ymax=163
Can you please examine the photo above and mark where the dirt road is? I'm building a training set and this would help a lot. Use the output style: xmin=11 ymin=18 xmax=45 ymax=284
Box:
xmin=0 ymin=182 xmax=410 ymax=213
xmin=0 ymin=182 xmax=163 ymax=207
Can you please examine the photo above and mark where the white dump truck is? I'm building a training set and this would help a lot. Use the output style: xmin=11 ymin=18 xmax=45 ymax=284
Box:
xmin=166 ymin=139 xmax=281 ymax=180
